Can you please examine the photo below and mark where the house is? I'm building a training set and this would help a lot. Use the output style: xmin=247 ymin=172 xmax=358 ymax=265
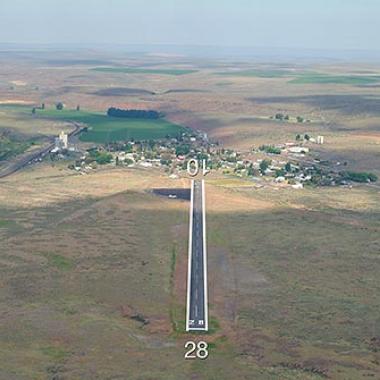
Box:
xmin=116 ymin=152 xmax=126 ymax=162
xmin=125 ymin=153 xmax=135 ymax=161
xmin=288 ymin=146 xmax=309 ymax=154
xmin=140 ymin=161 xmax=153 ymax=168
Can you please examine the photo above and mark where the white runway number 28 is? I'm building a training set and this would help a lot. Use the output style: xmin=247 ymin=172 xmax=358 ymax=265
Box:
xmin=184 ymin=341 xmax=209 ymax=360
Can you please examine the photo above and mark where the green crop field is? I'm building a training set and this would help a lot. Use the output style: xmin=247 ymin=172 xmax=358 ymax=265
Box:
xmin=36 ymin=109 xmax=184 ymax=142
xmin=91 ymin=67 xmax=198 ymax=76
xmin=217 ymin=69 xmax=295 ymax=78
xmin=289 ymin=73 xmax=380 ymax=85
xmin=216 ymin=69 xmax=380 ymax=85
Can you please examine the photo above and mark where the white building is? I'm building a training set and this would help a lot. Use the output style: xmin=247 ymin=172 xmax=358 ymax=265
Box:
xmin=288 ymin=146 xmax=309 ymax=154
xmin=317 ymin=135 xmax=324 ymax=144
xmin=55 ymin=131 xmax=68 ymax=150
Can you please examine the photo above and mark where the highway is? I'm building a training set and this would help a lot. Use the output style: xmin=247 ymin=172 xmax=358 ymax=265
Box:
xmin=186 ymin=179 xmax=208 ymax=331
xmin=0 ymin=122 xmax=84 ymax=179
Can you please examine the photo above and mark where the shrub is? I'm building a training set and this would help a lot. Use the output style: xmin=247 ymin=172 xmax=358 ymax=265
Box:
xmin=260 ymin=159 xmax=271 ymax=174
xmin=175 ymin=144 xmax=190 ymax=156
xmin=341 ymin=171 xmax=378 ymax=183
xmin=259 ymin=145 xmax=281 ymax=154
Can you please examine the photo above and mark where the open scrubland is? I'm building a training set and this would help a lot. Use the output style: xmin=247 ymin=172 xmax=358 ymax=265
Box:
xmin=0 ymin=50 xmax=379 ymax=379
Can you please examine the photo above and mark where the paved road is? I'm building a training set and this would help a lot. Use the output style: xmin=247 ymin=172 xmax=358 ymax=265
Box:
xmin=186 ymin=179 xmax=208 ymax=331
xmin=0 ymin=141 xmax=55 ymax=179
xmin=0 ymin=123 xmax=84 ymax=179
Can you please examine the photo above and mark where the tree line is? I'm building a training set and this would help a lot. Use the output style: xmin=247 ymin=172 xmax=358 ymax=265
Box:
xmin=107 ymin=107 xmax=162 ymax=119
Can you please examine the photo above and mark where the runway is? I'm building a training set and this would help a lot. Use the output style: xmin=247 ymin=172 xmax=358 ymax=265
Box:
xmin=186 ymin=179 xmax=208 ymax=331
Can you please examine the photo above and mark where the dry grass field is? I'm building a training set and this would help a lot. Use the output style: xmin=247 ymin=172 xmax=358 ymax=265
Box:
xmin=0 ymin=51 xmax=379 ymax=379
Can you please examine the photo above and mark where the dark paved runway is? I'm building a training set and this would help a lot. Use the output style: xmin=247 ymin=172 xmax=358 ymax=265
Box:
xmin=187 ymin=179 xmax=208 ymax=331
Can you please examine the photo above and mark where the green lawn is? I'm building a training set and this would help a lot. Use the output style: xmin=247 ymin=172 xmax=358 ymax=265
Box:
xmin=91 ymin=67 xmax=197 ymax=76
xmin=36 ymin=109 xmax=184 ymax=142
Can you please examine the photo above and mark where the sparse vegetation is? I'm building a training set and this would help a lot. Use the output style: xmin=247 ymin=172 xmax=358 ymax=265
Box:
xmin=91 ymin=67 xmax=197 ymax=75
xmin=1 ymin=49 xmax=380 ymax=380
xmin=0 ymin=134 xmax=31 ymax=161
xmin=42 ymin=253 xmax=74 ymax=271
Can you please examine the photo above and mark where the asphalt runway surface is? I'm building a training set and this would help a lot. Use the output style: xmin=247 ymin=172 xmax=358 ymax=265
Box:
xmin=186 ymin=179 xmax=208 ymax=331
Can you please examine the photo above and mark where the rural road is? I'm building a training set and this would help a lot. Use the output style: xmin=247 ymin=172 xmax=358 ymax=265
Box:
xmin=186 ymin=179 xmax=208 ymax=331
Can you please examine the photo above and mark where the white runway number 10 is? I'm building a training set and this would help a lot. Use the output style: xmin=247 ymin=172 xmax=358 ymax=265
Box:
xmin=187 ymin=159 xmax=210 ymax=177
xmin=184 ymin=341 xmax=209 ymax=360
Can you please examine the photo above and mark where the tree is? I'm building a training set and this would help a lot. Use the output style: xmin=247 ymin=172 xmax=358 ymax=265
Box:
xmin=275 ymin=113 xmax=284 ymax=120
xmin=32 ymin=107 xmax=36 ymax=114
xmin=56 ymin=102 xmax=64 ymax=110
xmin=95 ymin=152 xmax=112 ymax=165
xmin=107 ymin=107 xmax=161 ymax=119
xmin=297 ymin=116 xmax=304 ymax=123
xmin=76 ymin=105 xmax=80 ymax=111
xmin=304 ymin=134 xmax=310 ymax=141
xmin=284 ymin=115 xmax=290 ymax=121
xmin=296 ymin=134 xmax=301 ymax=141
xmin=285 ymin=162 xmax=292 ymax=172
xmin=175 ymin=144 xmax=190 ymax=156
xmin=124 ymin=143 xmax=133 ymax=153
xmin=41 ymin=103 xmax=45 ymax=110
xmin=145 ymin=151 xmax=154 ymax=159
xmin=125 ymin=158 xmax=134 ymax=166
xmin=259 ymin=159 xmax=271 ymax=174
xmin=259 ymin=145 xmax=281 ymax=154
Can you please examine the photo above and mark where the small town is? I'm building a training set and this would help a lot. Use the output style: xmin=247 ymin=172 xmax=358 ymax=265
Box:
xmin=52 ymin=127 xmax=377 ymax=189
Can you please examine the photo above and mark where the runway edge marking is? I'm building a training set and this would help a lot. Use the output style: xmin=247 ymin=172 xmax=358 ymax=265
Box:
xmin=202 ymin=179 xmax=209 ymax=331
xmin=185 ymin=179 xmax=194 ymax=331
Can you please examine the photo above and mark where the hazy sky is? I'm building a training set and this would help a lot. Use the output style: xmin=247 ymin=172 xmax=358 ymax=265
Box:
xmin=0 ymin=0 xmax=379 ymax=50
